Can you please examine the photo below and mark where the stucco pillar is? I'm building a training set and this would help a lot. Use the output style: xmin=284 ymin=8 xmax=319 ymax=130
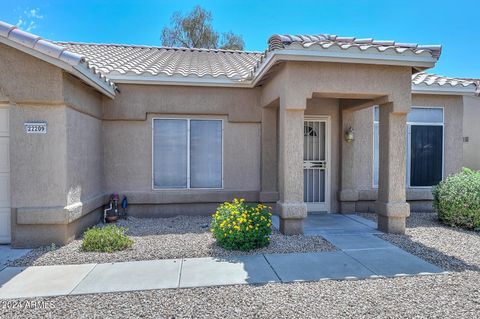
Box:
xmin=339 ymin=107 xmax=358 ymax=213
xmin=376 ymin=102 xmax=410 ymax=234
xmin=260 ymin=106 xmax=278 ymax=203
xmin=277 ymin=107 xmax=307 ymax=235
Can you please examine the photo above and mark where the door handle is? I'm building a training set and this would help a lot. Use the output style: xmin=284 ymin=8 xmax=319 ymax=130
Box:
xmin=303 ymin=161 xmax=326 ymax=169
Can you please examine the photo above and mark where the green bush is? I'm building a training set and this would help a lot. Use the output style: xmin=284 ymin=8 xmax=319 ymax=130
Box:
xmin=433 ymin=168 xmax=480 ymax=229
xmin=82 ymin=225 xmax=133 ymax=253
xmin=211 ymin=198 xmax=272 ymax=251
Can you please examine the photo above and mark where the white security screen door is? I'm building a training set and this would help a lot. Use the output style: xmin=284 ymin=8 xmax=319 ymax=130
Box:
xmin=303 ymin=118 xmax=330 ymax=212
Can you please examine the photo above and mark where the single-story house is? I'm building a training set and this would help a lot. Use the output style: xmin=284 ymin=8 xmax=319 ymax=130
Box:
xmin=0 ymin=21 xmax=478 ymax=247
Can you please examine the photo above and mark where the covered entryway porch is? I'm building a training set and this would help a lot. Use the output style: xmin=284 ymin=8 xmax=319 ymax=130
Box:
xmin=259 ymin=62 xmax=413 ymax=235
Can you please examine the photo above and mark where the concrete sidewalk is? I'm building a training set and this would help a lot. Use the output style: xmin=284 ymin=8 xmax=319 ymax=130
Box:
xmin=0 ymin=246 xmax=30 ymax=271
xmin=0 ymin=214 xmax=446 ymax=299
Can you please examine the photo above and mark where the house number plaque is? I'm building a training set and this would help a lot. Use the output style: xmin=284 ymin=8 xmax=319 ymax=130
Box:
xmin=25 ymin=122 xmax=47 ymax=134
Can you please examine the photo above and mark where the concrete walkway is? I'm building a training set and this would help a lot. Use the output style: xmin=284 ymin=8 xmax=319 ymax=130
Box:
xmin=0 ymin=245 xmax=30 ymax=271
xmin=0 ymin=214 xmax=445 ymax=299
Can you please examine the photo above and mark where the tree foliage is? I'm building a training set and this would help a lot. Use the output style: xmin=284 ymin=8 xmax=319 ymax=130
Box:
xmin=219 ymin=31 xmax=245 ymax=51
xmin=161 ymin=6 xmax=245 ymax=50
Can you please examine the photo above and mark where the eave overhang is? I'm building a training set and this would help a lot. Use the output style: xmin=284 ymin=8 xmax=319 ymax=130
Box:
xmin=412 ymin=84 xmax=477 ymax=96
xmin=109 ymin=49 xmax=438 ymax=89
xmin=0 ymin=21 xmax=116 ymax=99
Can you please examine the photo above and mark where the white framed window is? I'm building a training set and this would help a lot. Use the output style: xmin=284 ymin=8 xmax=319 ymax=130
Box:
xmin=373 ymin=106 xmax=444 ymax=188
xmin=152 ymin=118 xmax=223 ymax=189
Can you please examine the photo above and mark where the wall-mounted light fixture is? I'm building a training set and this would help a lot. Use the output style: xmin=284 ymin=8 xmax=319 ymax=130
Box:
xmin=345 ymin=127 xmax=354 ymax=143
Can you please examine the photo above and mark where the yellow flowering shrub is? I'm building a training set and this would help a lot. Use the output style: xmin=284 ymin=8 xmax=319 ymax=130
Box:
xmin=211 ymin=198 xmax=272 ymax=251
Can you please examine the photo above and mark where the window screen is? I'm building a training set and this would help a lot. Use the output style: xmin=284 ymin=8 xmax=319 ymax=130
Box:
xmin=153 ymin=119 xmax=188 ymax=188
xmin=153 ymin=119 xmax=222 ymax=189
xmin=410 ymin=125 xmax=443 ymax=187
xmin=407 ymin=108 xmax=443 ymax=123
xmin=190 ymin=120 xmax=222 ymax=188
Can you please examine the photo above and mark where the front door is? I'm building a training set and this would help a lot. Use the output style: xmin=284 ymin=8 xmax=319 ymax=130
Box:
xmin=303 ymin=118 xmax=330 ymax=212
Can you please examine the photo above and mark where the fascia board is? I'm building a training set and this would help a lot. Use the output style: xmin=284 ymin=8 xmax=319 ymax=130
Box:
xmin=107 ymin=74 xmax=254 ymax=88
xmin=412 ymin=84 xmax=477 ymax=96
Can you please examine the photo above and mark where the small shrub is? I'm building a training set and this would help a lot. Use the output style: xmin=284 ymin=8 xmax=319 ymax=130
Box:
xmin=433 ymin=168 xmax=480 ymax=229
xmin=82 ymin=225 xmax=133 ymax=253
xmin=211 ymin=198 xmax=272 ymax=251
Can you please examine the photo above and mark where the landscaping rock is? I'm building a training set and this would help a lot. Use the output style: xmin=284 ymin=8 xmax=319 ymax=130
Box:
xmin=2 ymin=213 xmax=479 ymax=318
xmin=9 ymin=216 xmax=335 ymax=267
xmin=0 ymin=272 xmax=478 ymax=318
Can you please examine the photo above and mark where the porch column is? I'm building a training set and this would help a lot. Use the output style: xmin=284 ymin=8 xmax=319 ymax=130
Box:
xmin=277 ymin=107 xmax=307 ymax=235
xmin=376 ymin=102 xmax=410 ymax=234
xmin=339 ymin=108 xmax=358 ymax=213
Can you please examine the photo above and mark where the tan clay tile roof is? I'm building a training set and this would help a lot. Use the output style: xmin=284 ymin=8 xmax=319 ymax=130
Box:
xmin=0 ymin=21 xmax=116 ymax=96
xmin=59 ymin=35 xmax=443 ymax=84
xmin=412 ymin=72 xmax=479 ymax=94
xmin=268 ymin=34 xmax=442 ymax=59
xmin=58 ymin=42 xmax=264 ymax=81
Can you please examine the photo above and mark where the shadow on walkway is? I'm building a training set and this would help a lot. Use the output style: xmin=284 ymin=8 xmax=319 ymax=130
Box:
xmin=378 ymin=233 xmax=480 ymax=273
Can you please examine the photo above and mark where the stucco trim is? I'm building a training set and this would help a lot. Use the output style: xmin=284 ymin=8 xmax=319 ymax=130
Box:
xmin=121 ymin=190 xmax=260 ymax=204
xmin=259 ymin=191 xmax=279 ymax=203
xmin=16 ymin=193 xmax=108 ymax=225
xmin=356 ymin=188 xmax=434 ymax=201
xmin=64 ymin=103 xmax=102 ymax=120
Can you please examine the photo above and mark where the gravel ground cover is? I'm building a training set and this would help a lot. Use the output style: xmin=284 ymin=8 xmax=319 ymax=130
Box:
xmin=2 ymin=212 xmax=479 ymax=318
xmin=357 ymin=212 xmax=480 ymax=272
xmin=0 ymin=271 xmax=478 ymax=318
xmin=9 ymin=216 xmax=335 ymax=267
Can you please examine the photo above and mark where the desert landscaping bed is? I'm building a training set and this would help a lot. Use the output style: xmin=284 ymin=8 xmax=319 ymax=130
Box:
xmin=2 ymin=212 xmax=480 ymax=318
xmin=357 ymin=212 xmax=480 ymax=272
xmin=9 ymin=216 xmax=336 ymax=267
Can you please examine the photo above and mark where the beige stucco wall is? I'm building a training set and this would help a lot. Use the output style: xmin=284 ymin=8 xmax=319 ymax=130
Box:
xmin=63 ymin=74 xmax=104 ymax=118
xmin=103 ymin=84 xmax=262 ymax=216
xmin=10 ymin=94 xmax=105 ymax=210
xmin=103 ymin=84 xmax=261 ymax=122
xmin=63 ymin=74 xmax=105 ymax=207
xmin=0 ymin=44 xmax=63 ymax=103
xmin=0 ymin=44 xmax=106 ymax=247
xmin=103 ymin=115 xmax=261 ymax=193
xmin=353 ymin=107 xmax=374 ymax=190
xmin=9 ymin=105 xmax=67 ymax=208
xmin=0 ymin=44 xmax=68 ymax=209
xmin=65 ymin=107 xmax=105 ymax=205
xmin=260 ymin=106 xmax=278 ymax=202
xmin=463 ymin=95 xmax=480 ymax=170
xmin=260 ymin=62 xmax=413 ymax=220
xmin=262 ymin=62 xmax=412 ymax=111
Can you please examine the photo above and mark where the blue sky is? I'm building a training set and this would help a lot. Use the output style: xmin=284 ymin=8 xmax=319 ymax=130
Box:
xmin=0 ymin=0 xmax=478 ymax=78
